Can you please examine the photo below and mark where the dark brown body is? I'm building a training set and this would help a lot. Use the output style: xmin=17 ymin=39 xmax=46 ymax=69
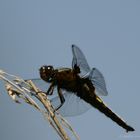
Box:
xmin=55 ymin=68 xmax=79 ymax=92
xmin=54 ymin=68 xmax=134 ymax=132
xmin=40 ymin=66 xmax=134 ymax=132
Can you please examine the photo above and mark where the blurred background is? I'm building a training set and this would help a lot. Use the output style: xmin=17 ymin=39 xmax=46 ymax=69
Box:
xmin=0 ymin=0 xmax=140 ymax=140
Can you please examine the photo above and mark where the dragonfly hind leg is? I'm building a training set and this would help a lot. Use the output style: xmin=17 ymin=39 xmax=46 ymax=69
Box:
xmin=55 ymin=86 xmax=65 ymax=110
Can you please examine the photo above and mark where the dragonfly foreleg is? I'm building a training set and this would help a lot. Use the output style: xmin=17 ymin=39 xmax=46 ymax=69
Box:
xmin=46 ymin=82 xmax=54 ymax=95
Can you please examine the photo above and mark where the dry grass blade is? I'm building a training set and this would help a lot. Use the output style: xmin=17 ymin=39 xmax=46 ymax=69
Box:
xmin=0 ymin=69 xmax=80 ymax=140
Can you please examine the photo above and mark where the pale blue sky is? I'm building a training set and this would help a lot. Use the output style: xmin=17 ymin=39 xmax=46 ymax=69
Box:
xmin=0 ymin=0 xmax=140 ymax=140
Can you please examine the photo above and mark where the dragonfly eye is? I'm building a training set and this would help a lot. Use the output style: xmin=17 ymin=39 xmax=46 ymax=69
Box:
xmin=47 ymin=65 xmax=54 ymax=70
xmin=39 ymin=66 xmax=47 ymax=73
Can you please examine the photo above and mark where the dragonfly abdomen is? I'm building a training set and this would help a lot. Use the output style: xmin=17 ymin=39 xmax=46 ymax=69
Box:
xmin=80 ymin=90 xmax=135 ymax=132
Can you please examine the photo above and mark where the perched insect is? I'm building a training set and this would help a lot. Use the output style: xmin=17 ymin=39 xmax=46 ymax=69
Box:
xmin=31 ymin=45 xmax=134 ymax=132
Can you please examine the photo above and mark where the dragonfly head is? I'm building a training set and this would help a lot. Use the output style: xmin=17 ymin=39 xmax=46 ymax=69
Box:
xmin=39 ymin=65 xmax=54 ymax=82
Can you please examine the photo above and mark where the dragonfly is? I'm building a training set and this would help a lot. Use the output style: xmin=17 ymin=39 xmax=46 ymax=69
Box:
xmin=30 ymin=45 xmax=134 ymax=132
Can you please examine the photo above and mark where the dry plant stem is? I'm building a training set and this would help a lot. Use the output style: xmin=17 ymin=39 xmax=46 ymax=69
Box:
xmin=28 ymin=80 xmax=70 ymax=140
xmin=0 ymin=70 xmax=79 ymax=140
xmin=58 ymin=115 xmax=80 ymax=140
xmin=0 ymin=73 xmax=66 ymax=140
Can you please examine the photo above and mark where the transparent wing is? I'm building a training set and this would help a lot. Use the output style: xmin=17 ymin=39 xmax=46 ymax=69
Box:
xmin=72 ymin=45 xmax=108 ymax=96
xmin=88 ymin=68 xmax=108 ymax=96
xmin=72 ymin=44 xmax=91 ymax=76
xmin=22 ymin=78 xmax=91 ymax=116
xmin=51 ymin=91 xmax=91 ymax=117
xmin=25 ymin=78 xmax=52 ymax=92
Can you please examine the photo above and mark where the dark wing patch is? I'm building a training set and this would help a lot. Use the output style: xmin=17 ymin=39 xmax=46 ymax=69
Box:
xmin=72 ymin=45 xmax=90 ymax=77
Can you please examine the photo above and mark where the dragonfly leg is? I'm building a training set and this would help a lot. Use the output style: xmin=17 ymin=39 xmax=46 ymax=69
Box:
xmin=46 ymin=82 xmax=54 ymax=95
xmin=55 ymin=86 xmax=65 ymax=110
